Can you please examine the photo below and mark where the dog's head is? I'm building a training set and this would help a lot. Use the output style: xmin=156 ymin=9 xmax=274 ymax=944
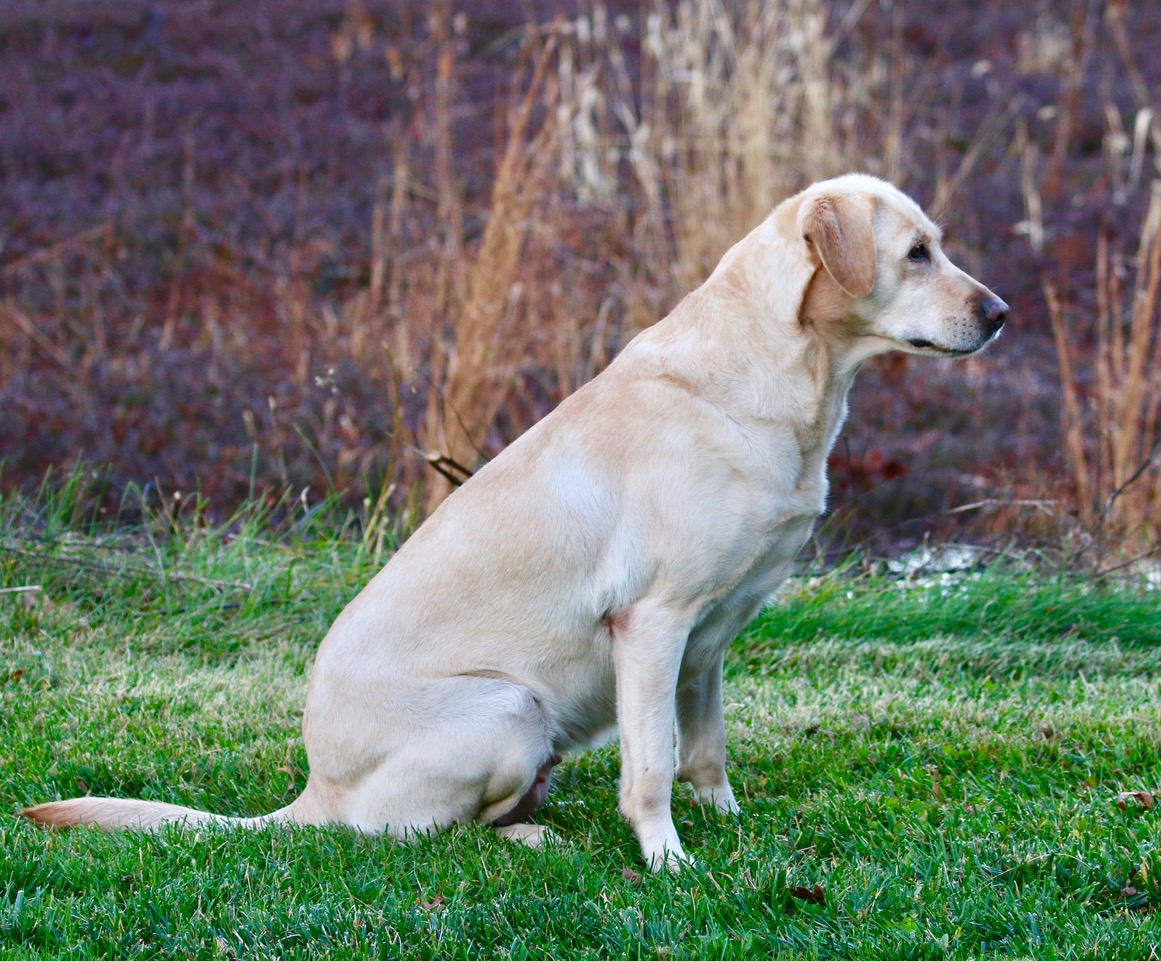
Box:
xmin=793 ymin=174 xmax=1007 ymax=359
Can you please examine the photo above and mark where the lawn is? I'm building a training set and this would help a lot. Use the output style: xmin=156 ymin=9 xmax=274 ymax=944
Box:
xmin=2 ymin=493 xmax=1160 ymax=959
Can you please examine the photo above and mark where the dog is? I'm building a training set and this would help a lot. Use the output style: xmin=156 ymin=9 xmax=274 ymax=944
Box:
xmin=23 ymin=174 xmax=1007 ymax=871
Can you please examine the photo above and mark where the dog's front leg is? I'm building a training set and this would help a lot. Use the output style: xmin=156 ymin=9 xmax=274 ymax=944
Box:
xmin=612 ymin=603 xmax=690 ymax=872
xmin=675 ymin=651 xmax=739 ymax=815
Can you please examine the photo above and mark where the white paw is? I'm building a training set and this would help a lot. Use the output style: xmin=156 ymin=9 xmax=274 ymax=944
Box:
xmin=494 ymin=823 xmax=557 ymax=848
xmin=646 ymin=843 xmax=693 ymax=873
xmin=693 ymin=783 xmax=740 ymax=815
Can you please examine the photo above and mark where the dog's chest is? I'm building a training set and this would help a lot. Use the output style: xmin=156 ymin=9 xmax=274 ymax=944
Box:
xmin=679 ymin=507 xmax=816 ymax=679
xmin=676 ymin=395 xmax=845 ymax=679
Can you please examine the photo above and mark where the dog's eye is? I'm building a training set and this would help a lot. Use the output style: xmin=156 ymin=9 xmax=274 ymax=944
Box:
xmin=907 ymin=243 xmax=930 ymax=263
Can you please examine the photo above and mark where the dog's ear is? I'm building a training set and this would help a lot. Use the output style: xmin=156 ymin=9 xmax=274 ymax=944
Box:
xmin=798 ymin=193 xmax=877 ymax=298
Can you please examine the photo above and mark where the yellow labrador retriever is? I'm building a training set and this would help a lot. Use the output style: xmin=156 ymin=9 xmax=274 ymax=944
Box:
xmin=24 ymin=174 xmax=1007 ymax=870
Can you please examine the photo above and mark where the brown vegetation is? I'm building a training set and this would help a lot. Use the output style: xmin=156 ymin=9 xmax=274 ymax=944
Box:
xmin=0 ymin=0 xmax=1158 ymax=559
xmin=1045 ymin=181 xmax=1161 ymax=554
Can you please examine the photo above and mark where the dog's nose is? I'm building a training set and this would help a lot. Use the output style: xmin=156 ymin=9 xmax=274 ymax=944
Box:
xmin=978 ymin=296 xmax=1008 ymax=335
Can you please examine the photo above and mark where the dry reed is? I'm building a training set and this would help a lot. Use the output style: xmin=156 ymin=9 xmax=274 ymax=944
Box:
xmin=557 ymin=0 xmax=864 ymax=295
xmin=422 ymin=38 xmax=564 ymax=511
xmin=7 ymin=0 xmax=1140 ymax=553
xmin=1045 ymin=178 xmax=1161 ymax=553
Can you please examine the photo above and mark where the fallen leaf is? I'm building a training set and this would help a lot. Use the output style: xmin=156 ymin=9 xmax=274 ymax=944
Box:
xmin=621 ymin=867 xmax=642 ymax=884
xmin=789 ymin=884 xmax=825 ymax=905
xmin=1114 ymin=791 xmax=1155 ymax=811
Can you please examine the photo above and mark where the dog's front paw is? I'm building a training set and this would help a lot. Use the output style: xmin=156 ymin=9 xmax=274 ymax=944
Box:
xmin=645 ymin=841 xmax=693 ymax=873
xmin=636 ymin=821 xmax=692 ymax=873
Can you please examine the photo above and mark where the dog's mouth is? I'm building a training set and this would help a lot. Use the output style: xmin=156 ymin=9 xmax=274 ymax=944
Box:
xmin=905 ymin=338 xmax=980 ymax=356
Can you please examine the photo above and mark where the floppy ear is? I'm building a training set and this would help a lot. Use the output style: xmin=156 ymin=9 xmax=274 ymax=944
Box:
xmin=797 ymin=193 xmax=877 ymax=298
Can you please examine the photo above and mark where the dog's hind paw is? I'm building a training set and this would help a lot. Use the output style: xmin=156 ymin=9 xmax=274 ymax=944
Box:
xmin=494 ymin=823 xmax=557 ymax=848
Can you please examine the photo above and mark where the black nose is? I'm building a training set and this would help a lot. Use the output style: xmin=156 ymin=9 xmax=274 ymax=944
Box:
xmin=978 ymin=296 xmax=1008 ymax=335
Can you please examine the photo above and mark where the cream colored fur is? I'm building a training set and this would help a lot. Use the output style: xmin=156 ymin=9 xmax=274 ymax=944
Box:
xmin=23 ymin=175 xmax=1007 ymax=871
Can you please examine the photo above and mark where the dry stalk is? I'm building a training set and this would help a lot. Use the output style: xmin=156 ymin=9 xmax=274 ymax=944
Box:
xmin=643 ymin=0 xmax=825 ymax=291
xmin=431 ymin=0 xmax=465 ymax=314
xmin=1044 ymin=280 xmax=1093 ymax=522
xmin=422 ymin=39 xmax=563 ymax=511
xmin=1047 ymin=179 xmax=1161 ymax=551
xmin=1105 ymin=0 xmax=1161 ymax=170
xmin=1015 ymin=118 xmax=1045 ymax=255
xmin=557 ymin=0 xmax=886 ymax=299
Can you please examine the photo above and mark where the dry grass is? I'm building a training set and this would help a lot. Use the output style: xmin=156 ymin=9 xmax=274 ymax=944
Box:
xmin=2 ymin=0 xmax=1159 ymax=554
xmin=1045 ymin=179 xmax=1161 ymax=554
xmin=1026 ymin=2 xmax=1161 ymax=558
xmin=556 ymin=0 xmax=882 ymax=293
xmin=423 ymin=35 xmax=564 ymax=511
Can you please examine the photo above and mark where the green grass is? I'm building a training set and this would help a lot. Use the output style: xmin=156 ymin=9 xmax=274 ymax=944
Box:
xmin=2 ymin=488 xmax=1160 ymax=958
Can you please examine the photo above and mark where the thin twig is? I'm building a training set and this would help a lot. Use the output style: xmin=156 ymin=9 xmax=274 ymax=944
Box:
xmin=1093 ymin=544 xmax=1161 ymax=581
xmin=930 ymin=94 xmax=1027 ymax=222
xmin=943 ymin=498 xmax=1059 ymax=516
xmin=418 ymin=368 xmax=490 ymax=465
xmin=0 ymin=223 xmax=111 ymax=277
xmin=423 ymin=452 xmax=476 ymax=487
xmin=1100 ymin=438 xmax=1161 ymax=520
xmin=2 ymin=305 xmax=71 ymax=368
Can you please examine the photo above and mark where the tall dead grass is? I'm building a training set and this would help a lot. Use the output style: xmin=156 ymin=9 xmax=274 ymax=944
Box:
xmin=0 ymin=0 xmax=1002 ymax=533
xmin=422 ymin=40 xmax=563 ymax=510
xmin=1044 ymin=179 xmax=1161 ymax=553
xmin=1023 ymin=1 xmax=1161 ymax=559
xmin=11 ymin=0 xmax=1148 ymax=553
xmin=557 ymin=0 xmax=881 ymax=294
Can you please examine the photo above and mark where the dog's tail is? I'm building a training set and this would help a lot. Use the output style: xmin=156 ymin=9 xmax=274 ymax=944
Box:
xmin=21 ymin=795 xmax=307 ymax=832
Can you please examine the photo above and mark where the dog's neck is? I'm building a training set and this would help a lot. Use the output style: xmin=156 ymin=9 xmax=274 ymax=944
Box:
xmin=617 ymin=209 xmax=899 ymax=479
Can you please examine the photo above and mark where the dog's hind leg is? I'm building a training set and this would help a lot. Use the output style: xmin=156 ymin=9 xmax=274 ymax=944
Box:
xmin=492 ymin=751 xmax=561 ymax=847
xmin=675 ymin=651 xmax=739 ymax=814
xmin=492 ymin=752 xmax=560 ymax=824
xmin=331 ymin=675 xmax=558 ymax=840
